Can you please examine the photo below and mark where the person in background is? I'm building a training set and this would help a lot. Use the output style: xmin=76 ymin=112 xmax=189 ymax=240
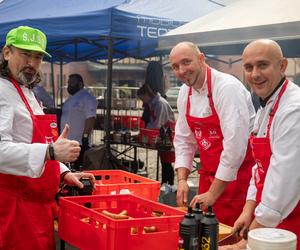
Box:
xmin=0 ymin=26 xmax=95 ymax=250
xmin=137 ymin=84 xmax=176 ymax=185
xmin=170 ymin=41 xmax=256 ymax=226
xmin=141 ymin=61 xmax=166 ymax=127
xmin=220 ymin=39 xmax=300 ymax=250
xmin=33 ymin=82 xmax=55 ymax=110
xmin=60 ymin=74 xmax=97 ymax=170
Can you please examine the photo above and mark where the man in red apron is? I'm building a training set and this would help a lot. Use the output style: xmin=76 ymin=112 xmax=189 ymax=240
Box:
xmin=169 ymin=42 xmax=256 ymax=226
xmin=220 ymin=40 xmax=300 ymax=250
xmin=0 ymin=26 xmax=95 ymax=249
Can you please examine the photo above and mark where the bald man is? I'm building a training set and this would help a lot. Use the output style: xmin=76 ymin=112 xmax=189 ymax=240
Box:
xmin=170 ymin=42 xmax=256 ymax=226
xmin=220 ymin=39 xmax=300 ymax=250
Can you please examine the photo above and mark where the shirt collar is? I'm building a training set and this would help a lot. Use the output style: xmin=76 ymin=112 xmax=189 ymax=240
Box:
xmin=259 ymin=77 xmax=286 ymax=107
xmin=193 ymin=69 xmax=207 ymax=93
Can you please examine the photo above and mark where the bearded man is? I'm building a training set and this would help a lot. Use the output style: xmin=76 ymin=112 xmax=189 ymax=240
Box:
xmin=0 ymin=26 xmax=95 ymax=249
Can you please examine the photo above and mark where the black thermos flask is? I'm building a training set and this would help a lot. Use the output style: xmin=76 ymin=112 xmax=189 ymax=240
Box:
xmin=193 ymin=202 xmax=203 ymax=249
xmin=178 ymin=207 xmax=198 ymax=250
xmin=200 ymin=206 xmax=219 ymax=250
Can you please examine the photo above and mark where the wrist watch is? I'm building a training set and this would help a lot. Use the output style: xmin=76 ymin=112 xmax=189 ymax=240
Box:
xmin=83 ymin=133 xmax=89 ymax=138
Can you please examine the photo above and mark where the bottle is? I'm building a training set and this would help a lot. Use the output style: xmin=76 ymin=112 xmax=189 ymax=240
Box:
xmin=200 ymin=206 xmax=219 ymax=250
xmin=179 ymin=207 xmax=198 ymax=250
xmin=193 ymin=203 xmax=203 ymax=249
xmin=160 ymin=126 xmax=166 ymax=145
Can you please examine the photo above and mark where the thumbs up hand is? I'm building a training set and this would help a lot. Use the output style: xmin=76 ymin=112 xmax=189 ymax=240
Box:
xmin=52 ymin=124 xmax=81 ymax=163
xmin=58 ymin=124 xmax=70 ymax=139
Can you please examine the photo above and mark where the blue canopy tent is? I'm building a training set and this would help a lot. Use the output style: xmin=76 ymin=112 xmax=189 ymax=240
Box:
xmin=0 ymin=0 xmax=228 ymax=61
xmin=0 ymin=0 xmax=229 ymax=162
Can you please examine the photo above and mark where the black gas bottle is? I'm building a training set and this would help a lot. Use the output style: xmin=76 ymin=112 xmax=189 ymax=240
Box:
xmin=178 ymin=207 xmax=198 ymax=250
xmin=200 ymin=206 xmax=219 ymax=250
xmin=193 ymin=202 xmax=203 ymax=249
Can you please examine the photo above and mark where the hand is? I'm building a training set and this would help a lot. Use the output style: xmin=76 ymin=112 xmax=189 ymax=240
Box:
xmin=232 ymin=211 xmax=252 ymax=238
xmin=219 ymin=239 xmax=248 ymax=250
xmin=176 ymin=179 xmax=189 ymax=206
xmin=190 ymin=191 xmax=216 ymax=209
xmin=53 ymin=124 xmax=81 ymax=163
xmin=62 ymin=172 xmax=96 ymax=189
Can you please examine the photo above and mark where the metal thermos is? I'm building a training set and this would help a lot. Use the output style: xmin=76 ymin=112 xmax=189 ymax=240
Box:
xmin=178 ymin=207 xmax=198 ymax=250
xmin=200 ymin=206 xmax=219 ymax=250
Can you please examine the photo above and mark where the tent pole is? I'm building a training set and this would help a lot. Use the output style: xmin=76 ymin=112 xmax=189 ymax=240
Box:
xmin=50 ymin=62 xmax=55 ymax=107
xmin=105 ymin=38 xmax=113 ymax=154
xmin=60 ymin=61 xmax=63 ymax=106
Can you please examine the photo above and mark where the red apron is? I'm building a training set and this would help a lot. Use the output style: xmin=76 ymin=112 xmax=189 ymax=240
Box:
xmin=0 ymin=79 xmax=60 ymax=250
xmin=186 ymin=67 xmax=254 ymax=226
xmin=250 ymin=79 xmax=300 ymax=249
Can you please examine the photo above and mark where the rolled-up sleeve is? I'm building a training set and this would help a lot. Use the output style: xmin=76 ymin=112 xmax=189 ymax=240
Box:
xmin=215 ymin=82 xmax=254 ymax=181
xmin=246 ymin=165 xmax=257 ymax=201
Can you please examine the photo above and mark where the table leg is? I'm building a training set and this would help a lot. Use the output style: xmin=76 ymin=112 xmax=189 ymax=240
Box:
xmin=156 ymin=151 xmax=160 ymax=181
xmin=134 ymin=146 xmax=137 ymax=162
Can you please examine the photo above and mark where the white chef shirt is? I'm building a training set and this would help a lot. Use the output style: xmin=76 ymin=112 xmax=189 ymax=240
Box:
xmin=246 ymin=80 xmax=300 ymax=227
xmin=0 ymin=77 xmax=69 ymax=177
xmin=146 ymin=93 xmax=175 ymax=129
xmin=60 ymin=88 xmax=97 ymax=144
xmin=174 ymin=68 xmax=256 ymax=181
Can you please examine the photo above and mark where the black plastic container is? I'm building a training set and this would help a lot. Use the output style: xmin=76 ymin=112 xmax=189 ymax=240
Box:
xmin=193 ymin=203 xmax=203 ymax=249
xmin=179 ymin=207 xmax=198 ymax=250
xmin=200 ymin=206 xmax=219 ymax=250
xmin=62 ymin=178 xmax=93 ymax=196
xmin=78 ymin=178 xmax=93 ymax=196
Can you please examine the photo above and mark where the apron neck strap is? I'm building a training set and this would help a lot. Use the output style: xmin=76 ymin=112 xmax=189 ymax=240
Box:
xmin=266 ymin=79 xmax=289 ymax=138
xmin=187 ymin=66 xmax=216 ymax=115
xmin=9 ymin=78 xmax=34 ymax=115
xmin=206 ymin=67 xmax=217 ymax=115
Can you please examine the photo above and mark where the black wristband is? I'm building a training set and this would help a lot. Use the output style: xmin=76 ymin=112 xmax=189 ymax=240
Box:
xmin=48 ymin=143 xmax=55 ymax=160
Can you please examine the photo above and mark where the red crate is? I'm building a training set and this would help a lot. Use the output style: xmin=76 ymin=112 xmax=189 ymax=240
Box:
xmin=121 ymin=115 xmax=144 ymax=131
xmin=138 ymin=128 xmax=160 ymax=145
xmin=112 ymin=115 xmax=122 ymax=130
xmin=58 ymin=194 xmax=185 ymax=250
xmin=138 ymin=128 xmax=175 ymax=146
xmin=84 ymin=170 xmax=160 ymax=201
